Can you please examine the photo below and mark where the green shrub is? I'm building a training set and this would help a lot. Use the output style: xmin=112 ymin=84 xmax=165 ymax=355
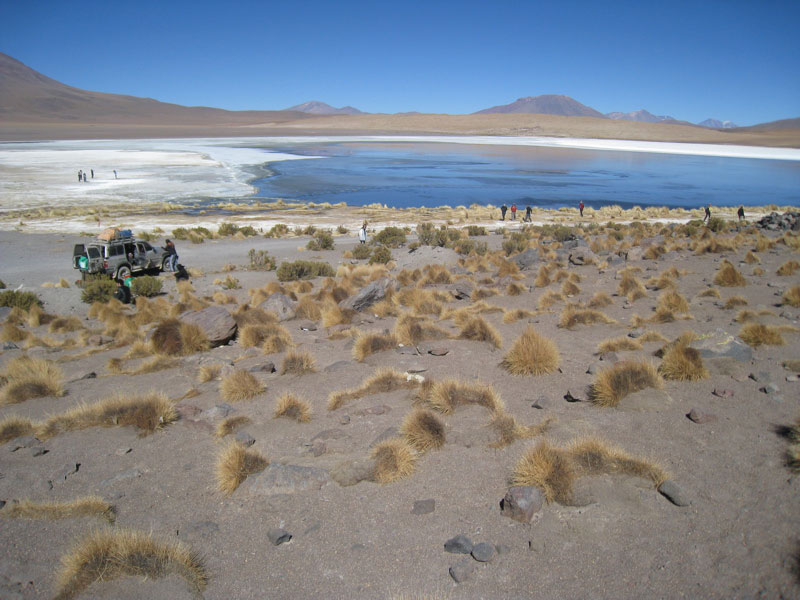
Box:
xmin=706 ymin=217 xmax=727 ymax=233
xmin=373 ymin=226 xmax=407 ymax=248
xmin=0 ymin=279 xmax=5 ymax=289
xmin=239 ymin=226 xmax=258 ymax=237
xmin=369 ymin=245 xmax=392 ymax=264
xmin=276 ymin=260 xmax=335 ymax=281
xmin=222 ymin=275 xmax=241 ymax=289
xmin=131 ymin=276 xmax=163 ymax=297
xmin=80 ymin=279 xmax=116 ymax=304
xmin=352 ymin=245 xmax=372 ymax=260
xmin=466 ymin=226 xmax=487 ymax=236
xmin=307 ymin=230 xmax=335 ymax=251
xmin=248 ymin=249 xmax=276 ymax=271
xmin=0 ymin=290 xmax=42 ymax=311
xmin=172 ymin=227 xmax=190 ymax=241
xmin=265 ymin=224 xmax=290 ymax=238
xmin=188 ymin=231 xmax=205 ymax=244
xmin=502 ymin=232 xmax=528 ymax=256
xmin=217 ymin=222 xmax=240 ymax=237
xmin=454 ymin=239 xmax=488 ymax=255
xmin=337 ymin=224 xmax=349 ymax=234
xmin=302 ymin=225 xmax=317 ymax=236
xmin=552 ymin=226 xmax=576 ymax=243
xmin=417 ymin=223 xmax=448 ymax=247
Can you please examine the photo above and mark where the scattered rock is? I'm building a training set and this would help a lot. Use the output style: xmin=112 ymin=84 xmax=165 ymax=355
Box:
xmin=512 ymin=248 xmax=540 ymax=270
xmin=427 ymin=346 xmax=450 ymax=356
xmin=247 ymin=464 xmax=329 ymax=496
xmin=1 ymin=341 xmax=19 ymax=350
xmin=405 ymin=364 xmax=427 ymax=374
xmin=691 ymin=332 xmax=753 ymax=362
xmin=69 ymin=371 xmax=97 ymax=382
xmin=411 ymin=499 xmax=435 ymax=515
xmin=297 ymin=320 xmax=318 ymax=331
xmin=259 ymin=293 xmax=297 ymax=321
xmin=564 ymin=390 xmax=583 ymax=403
xmin=339 ymin=277 xmax=391 ymax=311
xmin=449 ymin=282 xmax=474 ymax=300
xmin=444 ymin=534 xmax=473 ymax=554
xmin=50 ymin=463 xmax=80 ymax=485
xmin=531 ymin=396 xmax=547 ymax=409
xmin=617 ymin=389 xmax=673 ymax=412
xmin=586 ymin=363 xmax=600 ymax=375
xmin=711 ymin=388 xmax=735 ymax=398
xmin=687 ymin=409 xmax=717 ymax=424
xmin=267 ymin=528 xmax=292 ymax=546
xmin=471 ymin=542 xmax=496 ymax=563
xmin=449 ymin=559 xmax=475 ymax=583
xmin=115 ymin=447 xmax=132 ymax=456
xmin=330 ymin=457 xmax=375 ymax=486
xmin=175 ymin=404 xmax=202 ymax=420
xmin=500 ymin=486 xmax=544 ymax=523
xmin=234 ymin=432 xmax=256 ymax=447
xmin=395 ymin=346 xmax=419 ymax=356
xmin=180 ymin=305 xmax=237 ymax=346
xmin=250 ymin=362 xmax=276 ymax=373
xmin=787 ymin=374 xmax=799 ymax=382
xmin=569 ymin=249 xmax=597 ymax=266
xmin=7 ymin=436 xmax=40 ymax=452
xmin=98 ymin=468 xmax=142 ymax=488
xmin=598 ymin=351 xmax=619 ymax=362
xmin=310 ymin=440 xmax=326 ymax=457
xmin=201 ymin=403 xmax=234 ymax=420
xmin=628 ymin=328 xmax=645 ymax=339
xmin=749 ymin=371 xmax=772 ymax=383
xmin=30 ymin=446 xmax=48 ymax=457
xmin=338 ymin=415 xmax=350 ymax=425
xmin=760 ymin=383 xmax=780 ymax=395
xmin=658 ymin=480 xmax=691 ymax=506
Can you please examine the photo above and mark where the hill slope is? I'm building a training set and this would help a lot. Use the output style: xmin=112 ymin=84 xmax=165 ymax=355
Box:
xmin=474 ymin=94 xmax=604 ymax=117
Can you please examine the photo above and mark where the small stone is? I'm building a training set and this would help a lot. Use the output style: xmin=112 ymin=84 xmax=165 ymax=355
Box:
xmin=628 ymin=328 xmax=645 ymax=339
xmin=564 ymin=390 xmax=583 ymax=403
xmin=176 ymin=404 xmax=203 ymax=419
xmin=406 ymin=364 xmax=427 ymax=374
xmin=411 ymin=499 xmax=435 ymax=515
xmin=471 ymin=542 xmax=495 ymax=563
xmin=427 ymin=346 xmax=450 ymax=356
xmin=330 ymin=457 xmax=375 ymax=486
xmin=395 ymin=346 xmax=419 ymax=356
xmin=115 ymin=447 xmax=132 ymax=456
xmin=760 ymin=383 xmax=780 ymax=395
xmin=267 ymin=528 xmax=292 ymax=546
xmin=444 ymin=534 xmax=473 ymax=554
xmin=787 ymin=374 xmax=799 ymax=382
xmin=449 ymin=559 xmax=475 ymax=583
xmin=297 ymin=320 xmax=318 ymax=331
xmin=749 ymin=371 xmax=771 ymax=383
xmin=364 ymin=405 xmax=390 ymax=415
xmin=687 ymin=409 xmax=717 ymax=424
xmin=586 ymin=362 xmax=600 ymax=375
xmin=501 ymin=486 xmax=544 ymax=523
xmin=202 ymin=403 xmax=234 ymax=420
xmin=311 ymin=440 xmax=326 ymax=457
xmin=234 ymin=432 xmax=255 ymax=447
xmin=339 ymin=415 xmax=351 ymax=425
xmin=50 ymin=463 xmax=80 ymax=485
xmin=658 ymin=480 xmax=691 ymax=506
xmin=531 ymin=396 xmax=547 ymax=410
xmin=7 ymin=436 xmax=40 ymax=452
xmin=711 ymin=388 xmax=735 ymax=398
xmin=250 ymin=362 xmax=276 ymax=373
xmin=31 ymin=446 xmax=48 ymax=457
xmin=598 ymin=351 xmax=619 ymax=362
xmin=2 ymin=341 xmax=19 ymax=350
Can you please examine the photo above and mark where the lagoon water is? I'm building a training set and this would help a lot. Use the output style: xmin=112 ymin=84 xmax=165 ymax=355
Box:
xmin=251 ymin=140 xmax=800 ymax=210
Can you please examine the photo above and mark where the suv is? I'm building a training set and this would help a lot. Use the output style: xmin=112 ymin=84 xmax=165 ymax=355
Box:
xmin=73 ymin=234 xmax=168 ymax=280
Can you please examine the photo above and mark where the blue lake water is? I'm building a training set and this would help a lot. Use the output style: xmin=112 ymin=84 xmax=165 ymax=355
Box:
xmin=249 ymin=141 xmax=800 ymax=210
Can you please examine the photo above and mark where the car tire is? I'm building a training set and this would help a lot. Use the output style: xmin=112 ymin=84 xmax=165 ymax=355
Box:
xmin=161 ymin=257 xmax=171 ymax=272
xmin=116 ymin=265 xmax=131 ymax=280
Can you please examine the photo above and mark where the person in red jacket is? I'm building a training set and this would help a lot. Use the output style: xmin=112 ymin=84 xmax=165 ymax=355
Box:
xmin=579 ymin=201 xmax=585 ymax=217
xmin=510 ymin=204 xmax=517 ymax=220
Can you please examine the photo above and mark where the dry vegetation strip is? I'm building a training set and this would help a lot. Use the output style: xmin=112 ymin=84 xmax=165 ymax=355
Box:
xmin=1 ymin=496 xmax=115 ymax=523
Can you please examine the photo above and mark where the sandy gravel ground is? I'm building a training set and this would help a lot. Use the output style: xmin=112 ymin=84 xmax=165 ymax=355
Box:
xmin=1 ymin=217 xmax=799 ymax=600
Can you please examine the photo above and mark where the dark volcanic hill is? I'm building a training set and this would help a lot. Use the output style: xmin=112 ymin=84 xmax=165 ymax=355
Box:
xmin=0 ymin=52 xmax=309 ymax=125
xmin=285 ymin=101 xmax=364 ymax=115
xmin=474 ymin=94 xmax=604 ymax=117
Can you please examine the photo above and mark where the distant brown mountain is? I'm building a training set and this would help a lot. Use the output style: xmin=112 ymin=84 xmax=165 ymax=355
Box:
xmin=731 ymin=117 xmax=800 ymax=132
xmin=0 ymin=52 xmax=309 ymax=125
xmin=474 ymin=94 xmax=605 ymax=118
xmin=286 ymin=101 xmax=364 ymax=115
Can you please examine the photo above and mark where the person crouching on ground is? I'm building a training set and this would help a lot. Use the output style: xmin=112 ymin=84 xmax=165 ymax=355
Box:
xmin=113 ymin=279 xmax=132 ymax=304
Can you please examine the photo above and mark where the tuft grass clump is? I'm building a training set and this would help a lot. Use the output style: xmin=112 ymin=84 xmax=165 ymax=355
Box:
xmin=400 ymin=409 xmax=445 ymax=452
xmin=274 ymin=392 xmax=312 ymax=422
xmin=0 ymin=290 xmax=43 ymax=311
xmin=490 ymin=411 xmax=554 ymax=448
xmin=597 ymin=336 xmax=642 ymax=353
xmin=353 ymin=332 xmax=398 ymax=361
xmin=216 ymin=442 xmax=269 ymax=495
xmin=503 ymin=308 xmax=538 ymax=323
xmin=0 ymin=415 xmax=36 ymax=444
xmin=54 ymin=528 xmax=208 ymax=600
xmin=371 ymin=438 xmax=417 ymax=483
xmin=80 ymin=279 xmax=117 ymax=304
xmin=658 ymin=340 xmax=709 ymax=381
xmin=457 ymin=315 xmax=502 ymax=348
xmin=724 ymin=295 xmax=748 ymax=309
xmin=328 ymin=368 xmax=419 ymax=410
xmin=713 ymin=259 xmax=747 ymax=287
xmin=589 ymin=361 xmax=663 ymax=407
xmin=656 ymin=290 xmax=690 ymax=314
xmin=588 ymin=292 xmax=613 ymax=308
xmin=558 ymin=304 xmax=616 ymax=329
xmin=197 ymin=364 xmax=222 ymax=383
xmin=639 ymin=330 xmax=668 ymax=343
xmin=0 ymin=356 xmax=65 ymax=405
xmin=697 ymin=287 xmax=721 ymax=298
xmin=777 ymin=260 xmax=800 ymax=276
xmin=782 ymin=286 xmax=800 ymax=308
xmin=150 ymin=319 xmax=210 ymax=356
xmin=130 ymin=276 xmax=163 ymax=297
xmin=738 ymin=323 xmax=785 ymax=348
xmin=38 ymin=392 xmax=176 ymax=439
xmin=216 ymin=415 xmax=252 ymax=437
xmin=48 ymin=316 xmax=84 ymax=333
xmin=219 ymin=369 xmax=265 ymax=402
xmin=425 ymin=379 xmax=503 ymax=415
xmin=393 ymin=313 xmax=450 ymax=345
xmin=280 ymin=350 xmax=317 ymax=375
xmin=276 ymin=260 xmax=335 ymax=281
xmin=501 ymin=327 xmax=560 ymax=376
xmin=1 ymin=496 xmax=115 ymax=524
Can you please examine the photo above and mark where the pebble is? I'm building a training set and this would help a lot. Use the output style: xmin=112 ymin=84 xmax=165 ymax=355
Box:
xmin=267 ymin=528 xmax=292 ymax=546
xmin=658 ymin=480 xmax=691 ymax=507
xmin=250 ymin=362 xmax=276 ymax=373
xmin=586 ymin=362 xmax=600 ymax=375
xmin=749 ymin=371 xmax=771 ymax=383
xmin=628 ymin=328 xmax=645 ymax=339
xmin=444 ymin=534 xmax=473 ymax=554
xmin=427 ymin=346 xmax=450 ymax=356
xmin=234 ymin=432 xmax=256 ymax=447
xmin=564 ymin=390 xmax=583 ymax=403
xmin=687 ymin=409 xmax=717 ymax=424
xmin=449 ymin=559 xmax=474 ymax=583
xmin=30 ymin=446 xmax=48 ymax=457
xmin=711 ymin=388 xmax=735 ymax=398
xmin=115 ymin=447 xmax=132 ymax=456
xmin=760 ymin=383 xmax=780 ymax=395
xmin=787 ymin=375 xmax=799 ymax=382
xmin=531 ymin=396 xmax=547 ymax=409
xmin=338 ymin=415 xmax=350 ymax=425
xmin=411 ymin=499 xmax=435 ymax=515
xmin=501 ymin=486 xmax=544 ymax=523
xmin=471 ymin=542 xmax=495 ymax=563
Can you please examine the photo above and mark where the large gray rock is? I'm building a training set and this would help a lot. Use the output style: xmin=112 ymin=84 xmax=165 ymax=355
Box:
xmin=339 ymin=277 xmax=391 ymax=312
xmin=501 ymin=486 xmax=544 ymax=523
xmin=246 ymin=464 xmax=329 ymax=496
xmin=512 ymin=248 xmax=540 ymax=270
xmin=180 ymin=305 xmax=237 ymax=346
xmin=690 ymin=331 xmax=754 ymax=362
xmin=568 ymin=249 xmax=598 ymax=266
xmin=330 ymin=457 xmax=375 ymax=486
xmin=259 ymin=293 xmax=296 ymax=321
xmin=448 ymin=282 xmax=474 ymax=300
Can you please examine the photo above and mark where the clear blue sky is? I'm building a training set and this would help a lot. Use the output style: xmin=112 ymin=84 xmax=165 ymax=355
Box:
xmin=2 ymin=0 xmax=798 ymax=125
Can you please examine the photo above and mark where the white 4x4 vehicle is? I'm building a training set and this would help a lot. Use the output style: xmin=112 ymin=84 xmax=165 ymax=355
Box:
xmin=73 ymin=233 xmax=168 ymax=280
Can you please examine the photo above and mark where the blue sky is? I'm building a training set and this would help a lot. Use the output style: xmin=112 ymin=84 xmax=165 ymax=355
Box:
xmin=2 ymin=0 xmax=798 ymax=125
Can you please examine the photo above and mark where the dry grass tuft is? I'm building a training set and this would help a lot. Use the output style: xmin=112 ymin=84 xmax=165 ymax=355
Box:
xmin=371 ymin=438 xmax=417 ymax=483
xmin=219 ymin=369 xmax=265 ymax=402
xmin=658 ymin=341 xmax=709 ymax=381
xmin=588 ymin=292 xmax=613 ymax=308
xmin=274 ymin=392 xmax=312 ymax=422
xmin=561 ymin=280 xmax=581 ymax=296
xmin=714 ymin=259 xmax=747 ymax=287
xmin=0 ymin=356 xmax=65 ymax=405
xmin=54 ymin=528 xmax=208 ymax=600
xmin=618 ymin=271 xmax=647 ymax=302
xmin=735 ymin=309 xmax=757 ymax=323
xmin=724 ymin=295 xmax=748 ymax=309
xmin=328 ymin=368 xmax=419 ymax=410
xmin=400 ymin=409 xmax=446 ymax=452
xmin=503 ymin=308 xmax=538 ymax=323
xmin=1 ymin=496 xmax=115 ymax=524
xmin=295 ymin=295 xmax=322 ymax=321
xmin=490 ymin=412 xmax=554 ymax=448
xmin=697 ymin=287 xmax=721 ymax=298
xmin=0 ymin=415 xmax=36 ymax=444
xmin=597 ymin=336 xmax=642 ymax=353
xmin=777 ymin=260 xmax=800 ymax=276
xmin=639 ymin=330 xmax=668 ymax=343
xmin=568 ymin=437 xmax=667 ymax=486
xmin=426 ymin=379 xmax=503 ymax=414
xmin=48 ymin=316 xmax=84 ymax=334
xmin=393 ymin=313 xmax=450 ymax=346
xmin=354 ymin=332 xmax=398 ymax=361
xmin=656 ymin=290 xmax=690 ymax=314
xmin=240 ymin=323 xmax=293 ymax=352
xmin=1 ymin=322 xmax=28 ymax=342
xmin=216 ymin=441 xmax=269 ymax=495
xmin=738 ymin=323 xmax=785 ymax=348
xmin=150 ymin=319 xmax=209 ymax=356
xmin=38 ymin=392 xmax=176 ymax=440
xmin=420 ymin=264 xmax=453 ymax=285
xmin=501 ymin=327 xmax=560 ymax=376
xmin=783 ymin=286 xmax=800 ymax=308
xmin=506 ymin=282 xmax=526 ymax=296
xmin=537 ymin=290 xmax=564 ymax=310
xmin=197 ymin=364 xmax=222 ymax=383
xmin=216 ymin=415 xmax=252 ymax=437
xmin=558 ymin=304 xmax=616 ymax=329
xmin=589 ymin=361 xmax=663 ymax=407
xmin=280 ymin=350 xmax=317 ymax=375
xmin=457 ymin=315 xmax=502 ymax=348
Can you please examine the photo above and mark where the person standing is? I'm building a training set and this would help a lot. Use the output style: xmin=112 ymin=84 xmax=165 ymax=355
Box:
xmin=91 ymin=169 xmax=94 ymax=178
xmin=358 ymin=222 xmax=367 ymax=244
xmin=500 ymin=204 xmax=507 ymax=221
xmin=163 ymin=239 xmax=178 ymax=271
xmin=78 ymin=170 xmax=82 ymax=182
xmin=704 ymin=203 xmax=711 ymax=223
xmin=510 ymin=204 xmax=517 ymax=220
xmin=737 ymin=205 xmax=745 ymax=222
xmin=113 ymin=169 xmax=118 ymax=179
xmin=579 ymin=201 xmax=585 ymax=217
xmin=83 ymin=172 xmax=87 ymax=182
xmin=524 ymin=205 xmax=532 ymax=222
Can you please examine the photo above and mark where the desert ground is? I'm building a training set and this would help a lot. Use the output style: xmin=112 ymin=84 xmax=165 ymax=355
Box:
xmin=1 ymin=212 xmax=800 ymax=600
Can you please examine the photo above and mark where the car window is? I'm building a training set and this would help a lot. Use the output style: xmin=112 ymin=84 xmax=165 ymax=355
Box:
xmin=142 ymin=242 xmax=153 ymax=251
xmin=110 ymin=245 xmax=122 ymax=257
xmin=88 ymin=247 xmax=101 ymax=258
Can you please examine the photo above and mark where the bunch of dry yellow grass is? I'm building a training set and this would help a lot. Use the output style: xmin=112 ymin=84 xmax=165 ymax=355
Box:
xmin=503 ymin=308 xmax=538 ymax=323
xmin=216 ymin=415 xmax=252 ymax=437
xmin=48 ymin=316 xmax=84 ymax=334
xmin=490 ymin=412 xmax=554 ymax=448
xmin=537 ymin=290 xmax=564 ymax=310
xmin=777 ymin=260 xmax=800 ymax=276
xmin=0 ymin=356 xmax=65 ymax=405
xmin=400 ymin=409 xmax=446 ymax=452
xmin=393 ymin=313 xmax=450 ymax=346
xmin=274 ymin=392 xmax=312 ymax=422
xmin=0 ymin=415 xmax=35 ymax=444
xmin=219 ymin=369 xmax=265 ymax=402
xmin=558 ymin=304 xmax=616 ymax=329
xmin=150 ymin=319 xmax=209 ymax=356
xmin=589 ymin=361 xmax=663 ymax=407
xmin=216 ymin=441 xmax=268 ymax=495
xmin=588 ymin=292 xmax=613 ymax=308
xmin=1 ymin=496 xmax=115 ymax=523
xmin=425 ymin=379 xmax=503 ymax=414
xmin=457 ymin=315 xmax=502 ymax=348
xmin=353 ymin=332 xmax=398 ymax=361
xmin=714 ymin=259 xmax=746 ymax=287
xmin=596 ymin=336 xmax=642 ymax=353
xmin=738 ymin=323 xmax=785 ymax=347
xmin=54 ymin=528 xmax=208 ymax=600
xmin=501 ymin=327 xmax=560 ymax=376
xmin=295 ymin=295 xmax=322 ymax=321
xmin=197 ymin=364 xmax=222 ymax=383
xmin=697 ymin=287 xmax=721 ymax=298
xmin=656 ymin=290 xmax=690 ymax=314
xmin=724 ymin=295 xmax=748 ymax=309
xmin=280 ymin=350 xmax=317 ymax=375
xmin=658 ymin=339 xmax=708 ymax=381
xmin=328 ymin=368 xmax=419 ymax=410
xmin=371 ymin=438 xmax=418 ymax=483
xmin=617 ymin=271 xmax=647 ymax=302
xmin=783 ymin=285 xmax=800 ymax=308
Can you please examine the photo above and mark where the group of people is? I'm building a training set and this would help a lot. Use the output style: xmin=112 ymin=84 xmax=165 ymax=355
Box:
xmin=111 ymin=239 xmax=179 ymax=305
xmin=500 ymin=204 xmax=534 ymax=222
xmin=77 ymin=169 xmax=118 ymax=182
